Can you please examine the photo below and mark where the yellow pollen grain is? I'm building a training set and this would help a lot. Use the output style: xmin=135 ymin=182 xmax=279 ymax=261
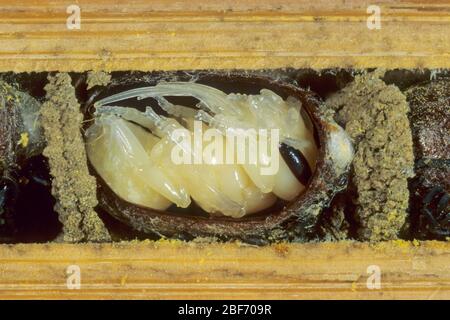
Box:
xmin=18 ymin=132 xmax=29 ymax=148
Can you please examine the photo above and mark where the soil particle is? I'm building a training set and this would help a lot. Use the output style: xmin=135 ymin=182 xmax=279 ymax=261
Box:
xmin=40 ymin=73 xmax=110 ymax=242
xmin=86 ymin=71 xmax=111 ymax=90
xmin=325 ymin=70 xmax=414 ymax=241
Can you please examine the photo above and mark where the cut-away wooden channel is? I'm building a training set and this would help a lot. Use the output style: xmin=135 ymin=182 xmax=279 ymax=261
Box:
xmin=0 ymin=0 xmax=449 ymax=299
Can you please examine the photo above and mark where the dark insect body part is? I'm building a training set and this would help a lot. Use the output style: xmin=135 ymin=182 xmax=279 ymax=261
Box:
xmin=0 ymin=175 xmax=19 ymax=238
xmin=0 ymin=176 xmax=19 ymax=213
xmin=279 ymin=142 xmax=312 ymax=185
xmin=420 ymin=186 xmax=449 ymax=238
xmin=406 ymin=79 xmax=450 ymax=240
xmin=0 ymin=77 xmax=61 ymax=242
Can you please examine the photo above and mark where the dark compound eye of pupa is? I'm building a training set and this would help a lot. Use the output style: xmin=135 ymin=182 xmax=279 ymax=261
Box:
xmin=279 ymin=142 xmax=313 ymax=186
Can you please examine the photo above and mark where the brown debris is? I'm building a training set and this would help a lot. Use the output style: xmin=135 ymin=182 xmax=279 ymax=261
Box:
xmin=40 ymin=73 xmax=110 ymax=242
xmin=406 ymin=79 xmax=449 ymax=239
xmin=406 ymin=80 xmax=449 ymax=160
xmin=317 ymin=194 xmax=351 ymax=241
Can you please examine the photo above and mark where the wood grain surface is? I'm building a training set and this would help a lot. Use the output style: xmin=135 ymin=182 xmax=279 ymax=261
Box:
xmin=0 ymin=241 xmax=448 ymax=299
xmin=0 ymin=0 xmax=448 ymax=300
xmin=0 ymin=0 xmax=449 ymax=72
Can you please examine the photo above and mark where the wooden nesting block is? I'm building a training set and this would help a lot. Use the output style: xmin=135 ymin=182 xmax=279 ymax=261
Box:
xmin=0 ymin=0 xmax=449 ymax=300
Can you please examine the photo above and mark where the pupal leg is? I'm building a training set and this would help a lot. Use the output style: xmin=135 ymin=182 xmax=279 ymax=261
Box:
xmin=89 ymin=111 xmax=191 ymax=208
xmin=94 ymin=82 xmax=242 ymax=117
